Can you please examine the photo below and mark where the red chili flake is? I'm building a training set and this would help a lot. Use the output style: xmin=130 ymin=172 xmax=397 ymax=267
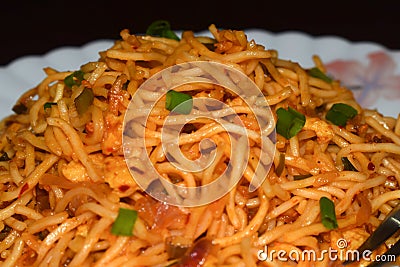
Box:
xmin=18 ymin=183 xmax=29 ymax=198
xmin=367 ymin=162 xmax=375 ymax=171
xmin=118 ymin=185 xmax=130 ymax=192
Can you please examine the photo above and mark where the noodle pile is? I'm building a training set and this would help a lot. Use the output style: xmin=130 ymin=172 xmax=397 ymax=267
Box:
xmin=1 ymin=24 xmax=400 ymax=266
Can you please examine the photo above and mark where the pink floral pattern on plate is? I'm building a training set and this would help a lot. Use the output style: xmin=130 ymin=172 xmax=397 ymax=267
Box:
xmin=325 ymin=51 xmax=400 ymax=108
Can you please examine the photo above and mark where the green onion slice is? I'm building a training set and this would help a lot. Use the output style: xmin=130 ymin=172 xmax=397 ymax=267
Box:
xmin=111 ymin=208 xmax=138 ymax=236
xmin=64 ymin=70 xmax=85 ymax=88
xmin=319 ymin=197 xmax=338 ymax=230
xmin=307 ymin=67 xmax=333 ymax=83
xmin=44 ymin=102 xmax=57 ymax=110
xmin=74 ymin=88 xmax=94 ymax=115
xmin=165 ymin=90 xmax=193 ymax=114
xmin=276 ymin=107 xmax=306 ymax=139
xmin=326 ymin=103 xmax=358 ymax=127
xmin=146 ymin=20 xmax=180 ymax=41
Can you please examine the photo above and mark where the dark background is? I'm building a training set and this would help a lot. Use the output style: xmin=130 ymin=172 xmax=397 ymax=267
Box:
xmin=1 ymin=1 xmax=399 ymax=66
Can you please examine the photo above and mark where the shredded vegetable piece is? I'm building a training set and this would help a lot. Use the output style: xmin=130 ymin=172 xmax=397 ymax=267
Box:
xmin=146 ymin=20 xmax=180 ymax=41
xmin=44 ymin=102 xmax=57 ymax=110
xmin=74 ymin=88 xmax=94 ymax=115
xmin=12 ymin=103 xmax=27 ymax=114
xmin=325 ymin=103 xmax=358 ymax=126
xmin=165 ymin=90 xmax=193 ymax=114
xmin=293 ymin=174 xmax=312 ymax=180
xmin=319 ymin=197 xmax=338 ymax=230
xmin=275 ymin=152 xmax=285 ymax=176
xmin=64 ymin=70 xmax=85 ymax=88
xmin=307 ymin=67 xmax=333 ymax=83
xmin=111 ymin=208 xmax=138 ymax=236
xmin=341 ymin=157 xmax=358 ymax=171
xmin=276 ymin=107 xmax=306 ymax=139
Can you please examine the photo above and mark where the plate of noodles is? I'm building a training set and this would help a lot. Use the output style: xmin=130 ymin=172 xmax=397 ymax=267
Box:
xmin=1 ymin=22 xmax=400 ymax=266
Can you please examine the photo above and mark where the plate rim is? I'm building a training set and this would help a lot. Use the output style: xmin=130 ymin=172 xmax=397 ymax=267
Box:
xmin=1 ymin=28 xmax=399 ymax=118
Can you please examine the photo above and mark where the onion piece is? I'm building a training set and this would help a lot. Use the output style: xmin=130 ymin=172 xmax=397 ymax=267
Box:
xmin=176 ymin=238 xmax=213 ymax=267
xmin=356 ymin=193 xmax=372 ymax=226
xmin=39 ymin=173 xmax=90 ymax=189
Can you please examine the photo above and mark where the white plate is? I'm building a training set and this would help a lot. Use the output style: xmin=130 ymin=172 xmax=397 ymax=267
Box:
xmin=1 ymin=29 xmax=399 ymax=118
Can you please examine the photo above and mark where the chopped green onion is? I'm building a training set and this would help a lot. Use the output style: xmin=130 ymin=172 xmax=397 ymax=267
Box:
xmin=64 ymin=70 xmax=85 ymax=88
xmin=111 ymin=208 xmax=137 ymax=236
xmin=308 ymin=67 xmax=333 ymax=83
xmin=44 ymin=102 xmax=57 ymax=110
xmin=341 ymin=157 xmax=358 ymax=171
xmin=319 ymin=197 xmax=338 ymax=230
xmin=146 ymin=20 xmax=180 ymax=41
xmin=275 ymin=153 xmax=285 ymax=176
xmin=74 ymin=88 xmax=94 ymax=115
xmin=326 ymin=103 xmax=358 ymax=127
xmin=293 ymin=174 xmax=312 ymax=180
xmin=165 ymin=90 xmax=193 ymax=114
xmin=276 ymin=107 xmax=306 ymax=139
xmin=0 ymin=152 xmax=10 ymax=161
